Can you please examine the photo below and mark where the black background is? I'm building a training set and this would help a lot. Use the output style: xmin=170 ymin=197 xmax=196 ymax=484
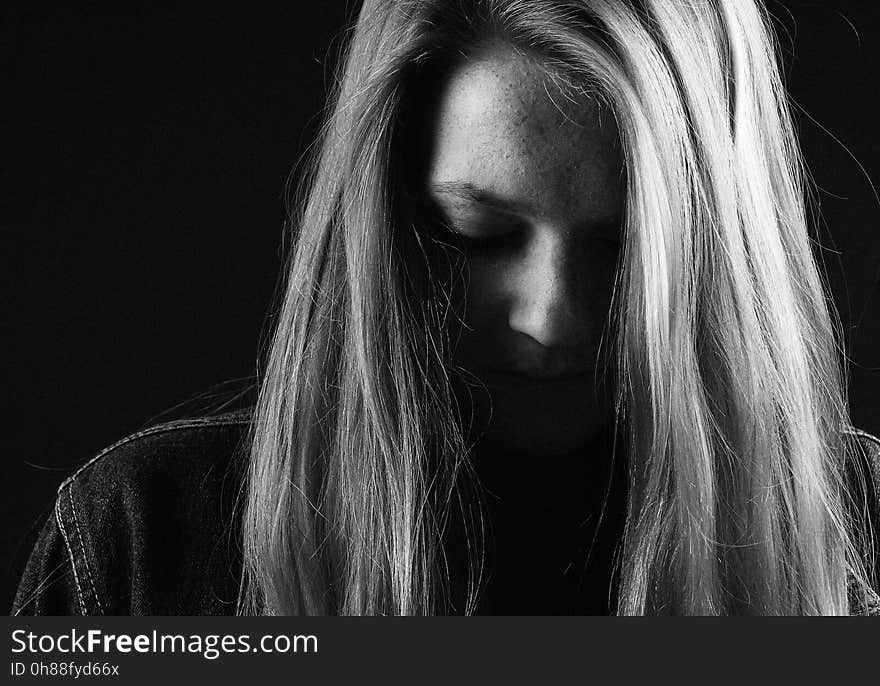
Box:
xmin=4 ymin=2 xmax=880 ymax=612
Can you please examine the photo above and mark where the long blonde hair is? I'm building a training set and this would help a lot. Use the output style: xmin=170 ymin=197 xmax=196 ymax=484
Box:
xmin=239 ymin=0 xmax=875 ymax=615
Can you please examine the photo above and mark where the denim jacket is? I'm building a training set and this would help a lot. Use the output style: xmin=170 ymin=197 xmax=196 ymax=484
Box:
xmin=12 ymin=412 xmax=250 ymax=616
xmin=10 ymin=409 xmax=880 ymax=616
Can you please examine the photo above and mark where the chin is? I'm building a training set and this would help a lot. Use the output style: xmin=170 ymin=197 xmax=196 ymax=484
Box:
xmin=451 ymin=370 xmax=614 ymax=457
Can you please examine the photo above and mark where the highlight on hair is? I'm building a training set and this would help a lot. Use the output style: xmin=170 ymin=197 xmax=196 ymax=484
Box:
xmin=239 ymin=0 xmax=876 ymax=615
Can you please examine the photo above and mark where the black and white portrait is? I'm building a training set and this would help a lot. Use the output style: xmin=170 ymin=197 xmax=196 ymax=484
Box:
xmin=6 ymin=1 xmax=880 ymax=617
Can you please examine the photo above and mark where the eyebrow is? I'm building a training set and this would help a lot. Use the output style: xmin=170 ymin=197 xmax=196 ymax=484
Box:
xmin=430 ymin=179 xmax=625 ymax=231
xmin=429 ymin=181 xmax=533 ymax=216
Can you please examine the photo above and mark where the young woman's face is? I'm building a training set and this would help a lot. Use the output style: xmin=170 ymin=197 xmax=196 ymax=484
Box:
xmin=425 ymin=45 xmax=625 ymax=458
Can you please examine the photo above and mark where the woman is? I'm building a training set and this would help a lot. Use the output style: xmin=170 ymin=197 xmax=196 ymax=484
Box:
xmin=13 ymin=0 xmax=880 ymax=616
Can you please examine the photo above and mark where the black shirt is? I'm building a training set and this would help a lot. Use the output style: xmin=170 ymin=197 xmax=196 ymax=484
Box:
xmin=471 ymin=426 xmax=626 ymax=615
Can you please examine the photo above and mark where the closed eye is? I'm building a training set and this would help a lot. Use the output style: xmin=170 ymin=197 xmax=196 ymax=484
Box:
xmin=436 ymin=213 xmax=525 ymax=255
xmin=452 ymin=229 xmax=520 ymax=253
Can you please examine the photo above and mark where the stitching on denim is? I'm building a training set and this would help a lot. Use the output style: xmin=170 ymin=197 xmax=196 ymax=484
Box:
xmin=58 ymin=412 xmax=251 ymax=495
xmin=68 ymin=487 xmax=105 ymax=615
xmin=846 ymin=427 xmax=880 ymax=489
xmin=54 ymin=496 xmax=87 ymax=616
xmin=847 ymin=428 xmax=880 ymax=452
xmin=844 ymin=427 xmax=880 ymax=616
xmin=45 ymin=411 xmax=249 ymax=616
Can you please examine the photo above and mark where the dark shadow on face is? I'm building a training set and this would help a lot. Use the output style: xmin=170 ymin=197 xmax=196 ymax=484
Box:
xmin=410 ymin=43 xmax=625 ymax=459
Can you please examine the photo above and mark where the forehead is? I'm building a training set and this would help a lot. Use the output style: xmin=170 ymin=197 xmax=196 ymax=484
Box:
xmin=425 ymin=45 xmax=623 ymax=224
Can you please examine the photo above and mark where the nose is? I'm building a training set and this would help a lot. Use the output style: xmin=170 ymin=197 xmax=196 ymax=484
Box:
xmin=507 ymin=231 xmax=594 ymax=349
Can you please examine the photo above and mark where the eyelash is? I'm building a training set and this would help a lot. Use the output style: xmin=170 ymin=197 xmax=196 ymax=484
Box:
xmin=432 ymin=215 xmax=622 ymax=256
xmin=434 ymin=219 xmax=518 ymax=254
xmin=449 ymin=231 xmax=621 ymax=257
xmin=454 ymin=231 xmax=514 ymax=253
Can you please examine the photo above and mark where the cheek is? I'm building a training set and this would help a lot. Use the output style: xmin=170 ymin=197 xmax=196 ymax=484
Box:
xmin=464 ymin=259 xmax=509 ymax=316
xmin=448 ymin=258 xmax=511 ymax=363
xmin=590 ymin=252 xmax=619 ymax=308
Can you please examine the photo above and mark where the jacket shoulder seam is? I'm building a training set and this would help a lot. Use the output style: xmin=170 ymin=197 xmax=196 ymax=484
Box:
xmin=56 ymin=413 xmax=251 ymax=497
xmin=846 ymin=427 xmax=880 ymax=451
xmin=53 ymin=495 xmax=87 ymax=616
xmin=49 ymin=412 xmax=250 ymax=616
xmin=65 ymin=485 xmax=105 ymax=615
